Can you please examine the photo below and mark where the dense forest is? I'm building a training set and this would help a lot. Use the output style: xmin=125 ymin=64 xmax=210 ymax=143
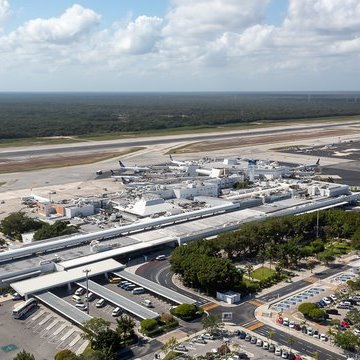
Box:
xmin=0 ymin=92 xmax=360 ymax=139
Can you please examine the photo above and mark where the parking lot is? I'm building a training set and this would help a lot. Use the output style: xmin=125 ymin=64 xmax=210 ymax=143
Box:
xmin=0 ymin=299 xmax=87 ymax=360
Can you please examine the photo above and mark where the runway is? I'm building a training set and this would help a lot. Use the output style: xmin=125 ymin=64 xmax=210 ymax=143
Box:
xmin=1 ymin=120 xmax=358 ymax=159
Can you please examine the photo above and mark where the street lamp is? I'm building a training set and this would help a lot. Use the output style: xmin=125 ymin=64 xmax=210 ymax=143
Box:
xmin=83 ymin=269 xmax=91 ymax=315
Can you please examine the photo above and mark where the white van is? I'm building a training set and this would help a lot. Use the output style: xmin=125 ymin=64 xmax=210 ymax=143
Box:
xmin=72 ymin=295 xmax=82 ymax=303
xmin=142 ymin=299 xmax=153 ymax=308
xmin=75 ymin=287 xmax=85 ymax=296
xmin=112 ymin=307 xmax=122 ymax=317
xmin=155 ymin=255 xmax=166 ymax=261
xmin=132 ymin=287 xmax=145 ymax=295
xmin=96 ymin=298 xmax=105 ymax=308
xmin=84 ymin=292 xmax=94 ymax=301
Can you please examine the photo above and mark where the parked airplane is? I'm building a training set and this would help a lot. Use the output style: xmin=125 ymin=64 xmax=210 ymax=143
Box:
xmin=118 ymin=160 xmax=150 ymax=173
xmin=110 ymin=170 xmax=140 ymax=181
xmin=119 ymin=177 xmax=151 ymax=187
xmin=169 ymin=155 xmax=196 ymax=166
xmin=293 ymin=158 xmax=320 ymax=171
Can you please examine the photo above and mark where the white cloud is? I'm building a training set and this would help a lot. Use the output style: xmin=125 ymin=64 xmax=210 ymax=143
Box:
xmin=7 ymin=4 xmax=100 ymax=44
xmin=113 ymin=15 xmax=163 ymax=54
xmin=0 ymin=0 xmax=10 ymax=24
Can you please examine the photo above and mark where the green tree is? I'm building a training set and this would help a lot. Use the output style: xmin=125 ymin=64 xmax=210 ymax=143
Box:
xmin=161 ymin=337 xmax=178 ymax=355
xmin=173 ymin=304 xmax=197 ymax=320
xmin=201 ymin=314 xmax=224 ymax=334
xmin=116 ymin=314 xmax=135 ymax=342
xmin=82 ymin=318 xmax=111 ymax=348
xmin=91 ymin=329 xmax=120 ymax=353
xmin=33 ymin=221 xmax=78 ymax=241
xmin=13 ymin=350 xmax=35 ymax=360
xmin=298 ymin=302 xmax=317 ymax=317
xmin=316 ymin=250 xmax=335 ymax=265
xmin=346 ymin=309 xmax=360 ymax=326
xmin=334 ymin=330 xmax=360 ymax=351
xmin=244 ymin=263 xmax=254 ymax=280
xmin=140 ymin=319 xmax=158 ymax=333
xmin=55 ymin=350 xmax=77 ymax=360
xmin=1 ymin=212 xmax=42 ymax=240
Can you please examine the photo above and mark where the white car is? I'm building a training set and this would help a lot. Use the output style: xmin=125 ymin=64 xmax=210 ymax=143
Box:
xmin=275 ymin=347 xmax=282 ymax=356
xmin=263 ymin=341 xmax=269 ymax=350
xmin=256 ymin=339 xmax=263 ymax=347
xmin=321 ymin=297 xmax=331 ymax=305
xmin=320 ymin=334 xmax=327 ymax=341
xmin=75 ymin=287 xmax=85 ymax=296
xmin=307 ymin=328 xmax=313 ymax=336
xmin=281 ymin=350 xmax=289 ymax=359
xmin=329 ymin=294 xmax=337 ymax=301
xmin=289 ymin=320 xmax=295 ymax=328
xmin=75 ymin=303 xmax=87 ymax=311
xmin=282 ymin=317 xmax=289 ymax=326
xmin=353 ymin=328 xmax=360 ymax=336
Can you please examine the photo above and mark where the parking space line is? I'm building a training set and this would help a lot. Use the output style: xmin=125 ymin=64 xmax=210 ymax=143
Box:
xmin=29 ymin=309 xmax=45 ymax=322
xmin=38 ymin=314 xmax=52 ymax=326
xmin=68 ymin=333 xmax=82 ymax=348
xmin=45 ymin=319 xmax=60 ymax=331
xmin=52 ymin=324 xmax=67 ymax=336
xmin=60 ymin=328 xmax=75 ymax=342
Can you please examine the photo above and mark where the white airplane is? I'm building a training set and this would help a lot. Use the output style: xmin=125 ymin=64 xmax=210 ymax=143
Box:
xmin=118 ymin=160 xmax=150 ymax=173
xmin=119 ymin=177 xmax=151 ymax=187
xmin=169 ymin=155 xmax=196 ymax=166
xmin=110 ymin=170 xmax=140 ymax=181
xmin=293 ymin=158 xmax=320 ymax=171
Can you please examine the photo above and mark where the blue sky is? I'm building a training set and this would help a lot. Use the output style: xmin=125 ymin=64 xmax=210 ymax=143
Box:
xmin=0 ymin=0 xmax=359 ymax=91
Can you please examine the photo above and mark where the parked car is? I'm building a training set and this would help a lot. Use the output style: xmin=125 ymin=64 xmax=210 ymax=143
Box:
xmin=174 ymin=345 xmax=187 ymax=352
xmin=282 ymin=350 xmax=289 ymax=359
xmin=256 ymin=339 xmax=263 ymax=347
xmin=202 ymin=333 xmax=215 ymax=340
xmin=244 ymin=334 xmax=251 ymax=341
xmin=329 ymin=294 xmax=337 ymax=301
xmin=326 ymin=308 xmax=339 ymax=315
xmin=238 ymin=331 xmax=246 ymax=339
xmin=275 ymin=347 xmax=282 ymax=356
xmin=307 ymin=328 xmax=313 ymax=336
xmin=294 ymin=323 xmax=301 ymax=331
xmin=12 ymin=292 xmax=22 ymax=300
xmin=195 ymin=337 xmax=207 ymax=344
xmin=277 ymin=317 xmax=284 ymax=324
xmin=301 ymin=326 xmax=308 ymax=334
xmin=96 ymin=298 xmax=105 ymax=308
xmin=75 ymin=303 xmax=87 ymax=311
xmin=250 ymin=336 xmax=257 ymax=344
xmin=75 ymin=287 xmax=85 ymax=296
xmin=283 ymin=317 xmax=289 ymax=326
xmin=269 ymin=344 xmax=276 ymax=352
xmin=320 ymin=334 xmax=327 ymax=341
xmin=263 ymin=341 xmax=269 ymax=350
xmin=321 ymin=297 xmax=331 ymax=305
xmin=289 ymin=320 xmax=295 ymax=328
xmin=112 ymin=307 xmax=122 ymax=317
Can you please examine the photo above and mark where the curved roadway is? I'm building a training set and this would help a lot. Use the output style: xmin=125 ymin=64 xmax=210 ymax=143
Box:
xmin=0 ymin=121 xmax=357 ymax=159
xmin=136 ymin=260 xmax=347 ymax=360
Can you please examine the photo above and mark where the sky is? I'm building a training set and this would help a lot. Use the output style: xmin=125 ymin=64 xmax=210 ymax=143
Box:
xmin=0 ymin=0 xmax=359 ymax=92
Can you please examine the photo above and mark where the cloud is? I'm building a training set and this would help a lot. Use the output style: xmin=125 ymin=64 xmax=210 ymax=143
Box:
xmin=7 ymin=4 xmax=100 ymax=44
xmin=113 ymin=15 xmax=163 ymax=54
xmin=0 ymin=0 xmax=10 ymax=24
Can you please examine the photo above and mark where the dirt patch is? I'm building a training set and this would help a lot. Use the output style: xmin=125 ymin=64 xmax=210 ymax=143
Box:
xmin=170 ymin=129 xmax=357 ymax=154
xmin=0 ymin=147 xmax=144 ymax=174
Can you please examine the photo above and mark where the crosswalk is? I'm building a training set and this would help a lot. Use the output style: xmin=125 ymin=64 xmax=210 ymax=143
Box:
xmin=24 ymin=306 xmax=87 ymax=354
xmin=241 ymin=319 xmax=265 ymax=331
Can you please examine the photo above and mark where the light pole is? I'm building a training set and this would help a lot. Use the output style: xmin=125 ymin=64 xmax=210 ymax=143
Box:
xmin=83 ymin=269 xmax=91 ymax=315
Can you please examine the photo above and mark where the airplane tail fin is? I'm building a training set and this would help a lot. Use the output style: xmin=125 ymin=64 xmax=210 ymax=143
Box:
xmin=119 ymin=160 xmax=125 ymax=168
xmin=110 ymin=169 xmax=114 ymax=175
xmin=169 ymin=154 xmax=173 ymax=161
xmin=316 ymin=158 xmax=320 ymax=165
xmin=121 ymin=177 xmax=130 ymax=184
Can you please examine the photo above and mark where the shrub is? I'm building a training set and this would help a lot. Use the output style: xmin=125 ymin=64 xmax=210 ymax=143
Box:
xmin=173 ymin=304 xmax=197 ymax=320
xmin=55 ymin=350 xmax=76 ymax=360
xmin=160 ymin=313 xmax=175 ymax=324
xmin=140 ymin=319 xmax=158 ymax=333
xmin=298 ymin=302 xmax=317 ymax=317
xmin=308 ymin=308 xmax=327 ymax=321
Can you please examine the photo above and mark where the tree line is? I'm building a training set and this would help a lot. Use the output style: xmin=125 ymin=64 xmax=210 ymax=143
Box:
xmin=170 ymin=209 xmax=360 ymax=294
xmin=1 ymin=92 xmax=360 ymax=139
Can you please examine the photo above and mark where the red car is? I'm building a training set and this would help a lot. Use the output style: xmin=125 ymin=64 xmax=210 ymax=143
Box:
xmin=277 ymin=317 xmax=283 ymax=324
xmin=295 ymin=355 xmax=302 ymax=360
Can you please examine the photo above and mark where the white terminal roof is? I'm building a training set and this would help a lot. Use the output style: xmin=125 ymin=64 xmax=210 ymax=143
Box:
xmin=12 ymin=259 xmax=125 ymax=296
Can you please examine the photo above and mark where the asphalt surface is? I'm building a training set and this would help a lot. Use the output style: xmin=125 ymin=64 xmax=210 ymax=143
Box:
xmin=259 ymin=264 xmax=349 ymax=302
xmin=136 ymin=260 xmax=350 ymax=360
xmin=0 ymin=121 xmax=357 ymax=159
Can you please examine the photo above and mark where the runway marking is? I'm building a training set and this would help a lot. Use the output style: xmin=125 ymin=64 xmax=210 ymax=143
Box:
xmin=202 ymin=303 xmax=219 ymax=311
xmin=248 ymin=299 xmax=265 ymax=307
xmin=245 ymin=321 xmax=264 ymax=331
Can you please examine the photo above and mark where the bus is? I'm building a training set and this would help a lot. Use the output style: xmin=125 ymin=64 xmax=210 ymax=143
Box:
xmin=13 ymin=298 xmax=38 ymax=319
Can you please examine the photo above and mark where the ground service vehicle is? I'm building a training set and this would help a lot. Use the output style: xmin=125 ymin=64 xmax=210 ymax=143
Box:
xmin=13 ymin=298 xmax=38 ymax=319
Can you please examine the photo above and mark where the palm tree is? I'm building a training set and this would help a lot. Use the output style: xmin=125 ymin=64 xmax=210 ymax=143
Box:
xmin=116 ymin=314 xmax=135 ymax=342
xmin=162 ymin=337 xmax=178 ymax=355
xmin=287 ymin=335 xmax=294 ymax=355
xmin=267 ymin=329 xmax=275 ymax=345
xmin=244 ymin=263 xmax=254 ymax=280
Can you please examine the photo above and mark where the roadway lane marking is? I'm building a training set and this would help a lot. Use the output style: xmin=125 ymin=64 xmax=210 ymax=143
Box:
xmin=202 ymin=303 xmax=219 ymax=311
xmin=246 ymin=321 xmax=264 ymax=331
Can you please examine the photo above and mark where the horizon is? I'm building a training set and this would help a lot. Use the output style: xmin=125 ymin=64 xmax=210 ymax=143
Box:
xmin=0 ymin=1 xmax=360 ymax=92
